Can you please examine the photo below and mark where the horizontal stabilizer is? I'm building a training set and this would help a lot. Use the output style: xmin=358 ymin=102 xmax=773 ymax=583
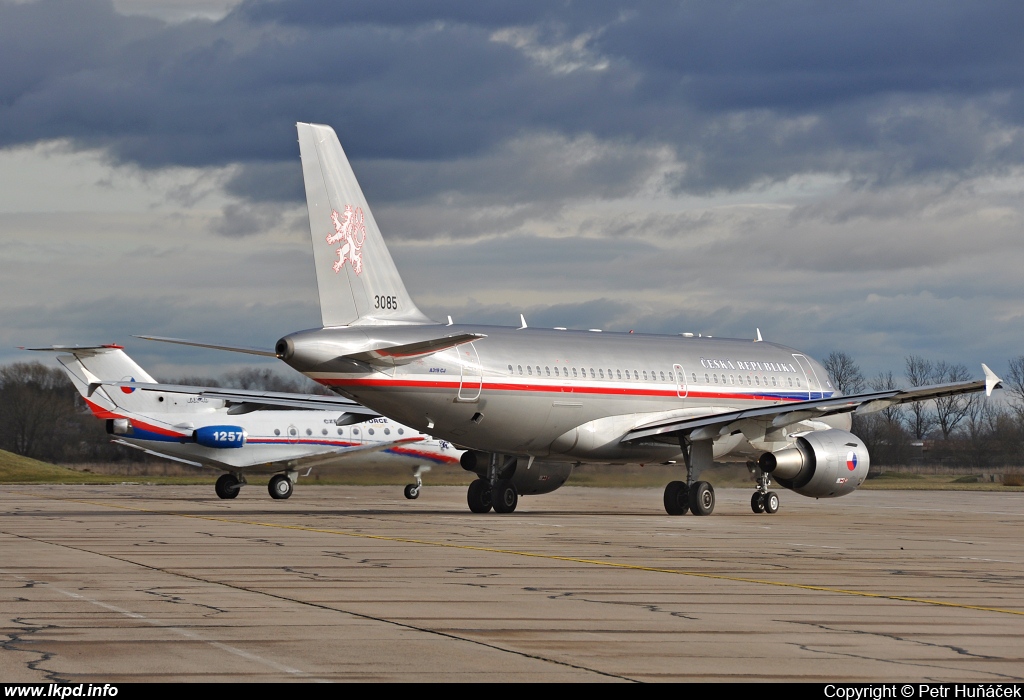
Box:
xmin=344 ymin=333 xmax=486 ymax=366
xmin=134 ymin=335 xmax=279 ymax=357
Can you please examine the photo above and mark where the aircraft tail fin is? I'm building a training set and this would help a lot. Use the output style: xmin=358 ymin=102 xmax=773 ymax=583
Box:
xmin=27 ymin=345 xmax=166 ymax=417
xmin=297 ymin=122 xmax=434 ymax=327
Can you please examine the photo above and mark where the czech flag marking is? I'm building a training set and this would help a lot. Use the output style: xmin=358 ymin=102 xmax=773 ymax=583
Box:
xmin=120 ymin=376 xmax=136 ymax=394
xmin=846 ymin=451 xmax=858 ymax=471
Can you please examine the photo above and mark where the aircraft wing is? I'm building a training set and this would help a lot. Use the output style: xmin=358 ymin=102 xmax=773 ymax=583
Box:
xmin=112 ymin=436 xmax=425 ymax=471
xmin=624 ymin=364 xmax=1003 ymax=443
xmin=88 ymin=380 xmax=380 ymax=416
xmin=133 ymin=335 xmax=279 ymax=357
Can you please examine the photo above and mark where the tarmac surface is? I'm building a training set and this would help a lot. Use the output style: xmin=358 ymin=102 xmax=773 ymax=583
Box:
xmin=1 ymin=484 xmax=1022 ymax=683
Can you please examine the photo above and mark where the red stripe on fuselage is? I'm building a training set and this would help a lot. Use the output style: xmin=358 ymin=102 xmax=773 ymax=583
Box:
xmin=316 ymin=376 xmax=807 ymax=404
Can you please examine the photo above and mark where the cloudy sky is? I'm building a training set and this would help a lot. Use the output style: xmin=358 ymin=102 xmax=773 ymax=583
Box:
xmin=2 ymin=0 xmax=1023 ymax=383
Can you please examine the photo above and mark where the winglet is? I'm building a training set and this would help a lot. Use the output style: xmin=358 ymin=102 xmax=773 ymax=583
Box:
xmin=982 ymin=363 xmax=1003 ymax=396
xmin=755 ymin=328 xmax=763 ymax=342
xmin=518 ymin=314 xmax=528 ymax=330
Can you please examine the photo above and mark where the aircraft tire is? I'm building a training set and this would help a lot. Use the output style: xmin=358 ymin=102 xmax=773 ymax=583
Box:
xmin=404 ymin=483 xmax=419 ymax=500
xmin=763 ymin=491 xmax=779 ymax=514
xmin=689 ymin=481 xmax=715 ymax=516
xmin=492 ymin=479 xmax=518 ymax=513
xmin=750 ymin=491 xmax=765 ymax=513
xmin=663 ymin=481 xmax=689 ymax=515
xmin=269 ymin=474 xmax=293 ymax=500
xmin=467 ymin=479 xmax=493 ymax=513
xmin=215 ymin=474 xmax=240 ymax=500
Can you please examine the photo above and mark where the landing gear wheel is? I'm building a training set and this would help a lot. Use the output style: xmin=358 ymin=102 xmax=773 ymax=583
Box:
xmin=492 ymin=479 xmax=519 ymax=513
xmin=763 ymin=491 xmax=779 ymax=514
xmin=689 ymin=481 xmax=715 ymax=516
xmin=215 ymin=473 xmax=240 ymax=500
xmin=467 ymin=479 xmax=492 ymax=513
xmin=751 ymin=491 xmax=765 ymax=514
xmin=663 ymin=480 xmax=690 ymax=515
xmin=268 ymin=474 xmax=293 ymax=500
xmin=404 ymin=484 xmax=420 ymax=500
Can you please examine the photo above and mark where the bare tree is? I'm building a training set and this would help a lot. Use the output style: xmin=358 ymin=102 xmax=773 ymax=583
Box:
xmin=822 ymin=351 xmax=865 ymax=395
xmin=1003 ymin=356 xmax=1024 ymax=421
xmin=933 ymin=361 xmax=975 ymax=440
xmin=904 ymin=355 xmax=937 ymax=439
xmin=0 ymin=362 xmax=76 ymax=460
xmin=870 ymin=370 xmax=905 ymax=428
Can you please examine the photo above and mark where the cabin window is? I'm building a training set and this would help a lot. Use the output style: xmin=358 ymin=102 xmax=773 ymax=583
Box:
xmin=546 ymin=366 xmax=551 ymax=376
xmin=692 ymin=373 xmax=697 ymax=382
xmin=536 ymin=366 xmax=541 ymax=376
xmin=322 ymin=428 xmax=328 ymax=436
xmin=713 ymin=374 xmax=718 ymax=384
xmin=337 ymin=428 xmax=344 ymax=435
xmin=607 ymin=368 xmax=612 ymax=378
xmin=289 ymin=427 xmax=297 ymax=436
xmin=508 ymin=364 xmax=513 ymax=373
xmin=527 ymin=366 xmax=533 ymax=375
xmin=704 ymin=373 xmax=710 ymax=383
xmin=634 ymin=370 xmax=640 ymax=380
xmin=796 ymin=378 xmax=801 ymax=387
xmin=746 ymin=375 xmax=752 ymax=385
xmin=368 ymin=428 xmax=375 ymax=435
xmin=353 ymin=428 xmax=360 ymax=435
xmin=660 ymin=371 xmax=666 ymax=381
xmin=754 ymin=376 xmax=760 ymax=386
xmin=642 ymin=371 xmax=647 ymax=380
xmin=729 ymin=375 xmax=735 ymax=385
xmin=787 ymin=377 xmax=793 ymax=387
xmin=517 ymin=365 xmax=523 ymax=375
xmin=384 ymin=428 xmax=390 ymax=435
xmin=590 ymin=368 xmax=596 ymax=378
xmin=599 ymin=369 xmax=605 ymax=379
xmin=274 ymin=429 xmax=281 ymax=436
xmin=398 ymin=428 xmax=404 ymax=435
xmin=772 ymin=376 xmax=777 ymax=386
xmin=572 ymin=368 xmax=578 ymax=378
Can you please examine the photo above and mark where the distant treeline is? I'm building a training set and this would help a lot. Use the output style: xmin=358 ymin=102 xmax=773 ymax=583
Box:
xmin=821 ymin=352 xmax=1024 ymax=470
xmin=2 ymin=353 xmax=1024 ymax=469
xmin=0 ymin=362 xmax=329 ymax=464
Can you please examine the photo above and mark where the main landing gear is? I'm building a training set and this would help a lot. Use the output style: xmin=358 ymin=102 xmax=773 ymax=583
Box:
xmin=466 ymin=454 xmax=519 ymax=514
xmin=663 ymin=438 xmax=715 ymax=516
xmin=215 ymin=473 xmax=243 ymax=500
xmin=268 ymin=473 xmax=294 ymax=500
xmin=748 ymin=461 xmax=779 ymax=515
xmin=404 ymin=465 xmax=432 ymax=499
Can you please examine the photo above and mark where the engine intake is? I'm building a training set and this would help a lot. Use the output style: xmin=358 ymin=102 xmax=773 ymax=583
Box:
xmin=758 ymin=429 xmax=869 ymax=498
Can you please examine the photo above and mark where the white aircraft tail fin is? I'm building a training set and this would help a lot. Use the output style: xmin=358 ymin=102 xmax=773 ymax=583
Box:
xmin=297 ymin=122 xmax=433 ymax=327
xmin=32 ymin=345 xmax=169 ymax=418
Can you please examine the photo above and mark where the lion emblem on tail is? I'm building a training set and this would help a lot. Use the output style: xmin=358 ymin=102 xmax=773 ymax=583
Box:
xmin=326 ymin=205 xmax=366 ymax=274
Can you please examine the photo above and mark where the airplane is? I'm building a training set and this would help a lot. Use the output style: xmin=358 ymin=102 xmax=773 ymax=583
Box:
xmin=30 ymin=344 xmax=465 ymax=500
xmin=141 ymin=121 xmax=1004 ymax=516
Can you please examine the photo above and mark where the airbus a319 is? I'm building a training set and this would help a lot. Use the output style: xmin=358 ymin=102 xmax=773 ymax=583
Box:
xmin=144 ymin=122 xmax=1003 ymax=516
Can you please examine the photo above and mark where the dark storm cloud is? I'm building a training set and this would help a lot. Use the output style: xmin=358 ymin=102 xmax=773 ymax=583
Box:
xmin=3 ymin=0 xmax=1024 ymax=203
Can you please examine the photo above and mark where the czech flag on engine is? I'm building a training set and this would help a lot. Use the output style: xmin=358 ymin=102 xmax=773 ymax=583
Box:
xmin=846 ymin=451 xmax=858 ymax=471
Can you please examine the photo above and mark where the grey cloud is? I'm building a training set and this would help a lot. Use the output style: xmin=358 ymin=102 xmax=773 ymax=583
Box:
xmin=3 ymin=0 xmax=1024 ymax=202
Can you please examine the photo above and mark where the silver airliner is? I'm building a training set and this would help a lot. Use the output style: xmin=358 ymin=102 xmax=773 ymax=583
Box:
xmin=146 ymin=122 xmax=1003 ymax=516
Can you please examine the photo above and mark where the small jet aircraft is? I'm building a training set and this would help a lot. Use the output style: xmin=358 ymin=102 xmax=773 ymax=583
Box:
xmin=32 ymin=344 xmax=463 ymax=500
xmin=142 ymin=122 xmax=1004 ymax=516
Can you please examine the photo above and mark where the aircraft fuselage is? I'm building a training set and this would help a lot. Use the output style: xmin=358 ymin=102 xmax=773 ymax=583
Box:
xmin=279 ymin=324 xmax=848 ymax=462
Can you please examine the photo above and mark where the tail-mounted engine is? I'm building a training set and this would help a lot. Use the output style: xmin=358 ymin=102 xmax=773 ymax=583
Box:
xmin=757 ymin=429 xmax=869 ymax=498
xmin=460 ymin=451 xmax=573 ymax=495
xmin=192 ymin=425 xmax=247 ymax=449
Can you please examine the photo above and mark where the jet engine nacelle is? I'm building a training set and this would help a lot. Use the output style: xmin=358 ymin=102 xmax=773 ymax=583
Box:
xmin=460 ymin=451 xmax=574 ymax=495
xmin=757 ymin=429 xmax=869 ymax=498
xmin=193 ymin=425 xmax=247 ymax=449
